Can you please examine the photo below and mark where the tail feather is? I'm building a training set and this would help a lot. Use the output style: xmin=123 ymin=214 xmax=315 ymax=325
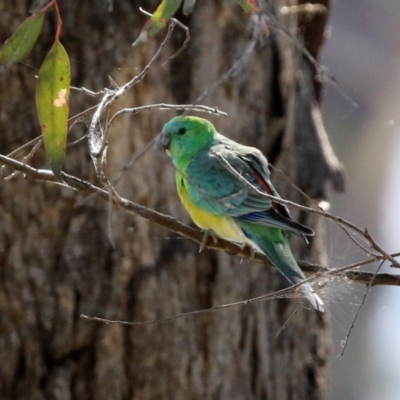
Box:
xmin=239 ymin=223 xmax=324 ymax=312
xmin=298 ymin=283 xmax=325 ymax=313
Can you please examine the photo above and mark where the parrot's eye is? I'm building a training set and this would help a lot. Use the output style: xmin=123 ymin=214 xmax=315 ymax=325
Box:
xmin=178 ymin=127 xmax=187 ymax=135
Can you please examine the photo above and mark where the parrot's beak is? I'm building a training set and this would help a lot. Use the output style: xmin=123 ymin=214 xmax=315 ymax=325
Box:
xmin=160 ymin=132 xmax=171 ymax=150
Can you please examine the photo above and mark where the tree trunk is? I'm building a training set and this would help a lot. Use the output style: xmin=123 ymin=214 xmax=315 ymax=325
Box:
xmin=0 ymin=1 xmax=343 ymax=399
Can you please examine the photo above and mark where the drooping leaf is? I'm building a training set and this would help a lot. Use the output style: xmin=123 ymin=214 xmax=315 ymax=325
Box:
xmin=132 ymin=0 xmax=182 ymax=46
xmin=236 ymin=0 xmax=257 ymax=13
xmin=183 ymin=0 xmax=196 ymax=15
xmin=36 ymin=40 xmax=70 ymax=177
xmin=0 ymin=12 xmax=45 ymax=66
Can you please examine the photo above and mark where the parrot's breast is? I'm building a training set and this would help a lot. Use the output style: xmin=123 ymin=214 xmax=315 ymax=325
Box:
xmin=176 ymin=173 xmax=248 ymax=244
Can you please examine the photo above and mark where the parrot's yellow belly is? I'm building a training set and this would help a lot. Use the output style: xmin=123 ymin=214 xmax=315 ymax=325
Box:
xmin=176 ymin=175 xmax=247 ymax=244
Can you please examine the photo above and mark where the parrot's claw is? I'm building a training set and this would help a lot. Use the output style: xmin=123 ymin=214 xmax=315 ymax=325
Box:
xmin=199 ymin=230 xmax=218 ymax=253
xmin=239 ymin=242 xmax=255 ymax=263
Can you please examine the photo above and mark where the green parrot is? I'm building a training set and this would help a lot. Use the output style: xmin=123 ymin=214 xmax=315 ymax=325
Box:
xmin=160 ymin=116 xmax=324 ymax=312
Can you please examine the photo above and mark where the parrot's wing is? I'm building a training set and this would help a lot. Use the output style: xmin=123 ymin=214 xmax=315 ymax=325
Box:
xmin=184 ymin=147 xmax=257 ymax=215
xmin=184 ymin=140 xmax=313 ymax=236
xmin=236 ymin=210 xmax=313 ymax=235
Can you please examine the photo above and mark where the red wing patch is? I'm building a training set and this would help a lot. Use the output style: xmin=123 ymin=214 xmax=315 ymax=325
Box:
xmin=252 ymin=171 xmax=279 ymax=211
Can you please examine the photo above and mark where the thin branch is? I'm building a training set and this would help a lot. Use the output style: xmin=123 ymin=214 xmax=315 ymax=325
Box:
xmin=88 ymin=21 xmax=177 ymax=179
xmin=215 ymin=152 xmax=400 ymax=268
xmin=183 ymin=15 xmax=260 ymax=111
xmin=5 ymin=136 xmax=42 ymax=159
xmin=270 ymin=165 xmax=381 ymax=258
xmin=255 ymin=6 xmax=358 ymax=113
xmin=2 ymin=102 xmax=99 ymax=181
xmin=80 ymin=278 xmax=322 ymax=327
xmin=161 ymin=19 xmax=190 ymax=66
xmin=280 ymin=4 xmax=327 ymax=15
xmin=276 ymin=306 xmax=301 ymax=337
xmin=79 ymin=258 xmax=397 ymax=327
xmin=78 ymin=258 xmax=393 ymax=327
xmin=3 ymin=138 xmax=42 ymax=181
xmin=1 ymin=154 xmax=399 ymax=289
xmin=138 ymin=8 xmax=191 ymax=67
xmin=337 ymin=223 xmax=379 ymax=257
xmin=70 ymin=85 xmax=105 ymax=97
xmin=105 ymin=103 xmax=227 ymax=137
xmin=338 ymin=259 xmax=385 ymax=359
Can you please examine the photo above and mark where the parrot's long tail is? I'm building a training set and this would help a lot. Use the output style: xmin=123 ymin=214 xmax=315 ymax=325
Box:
xmin=239 ymin=223 xmax=325 ymax=312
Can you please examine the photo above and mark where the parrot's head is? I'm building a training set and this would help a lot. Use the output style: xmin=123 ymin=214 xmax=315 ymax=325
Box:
xmin=160 ymin=116 xmax=216 ymax=162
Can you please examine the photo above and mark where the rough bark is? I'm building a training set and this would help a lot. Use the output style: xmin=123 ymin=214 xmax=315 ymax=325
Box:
xmin=0 ymin=1 xmax=342 ymax=399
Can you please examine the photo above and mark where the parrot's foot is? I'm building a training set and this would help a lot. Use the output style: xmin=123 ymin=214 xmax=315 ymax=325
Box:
xmin=199 ymin=230 xmax=218 ymax=253
xmin=239 ymin=242 xmax=255 ymax=263
xmin=302 ymin=234 xmax=309 ymax=245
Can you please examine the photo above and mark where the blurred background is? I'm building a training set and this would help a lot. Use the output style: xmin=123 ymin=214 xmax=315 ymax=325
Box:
xmin=321 ymin=0 xmax=400 ymax=399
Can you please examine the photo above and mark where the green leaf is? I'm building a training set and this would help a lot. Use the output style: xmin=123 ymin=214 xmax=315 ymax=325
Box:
xmin=0 ymin=12 xmax=45 ymax=66
xmin=132 ymin=0 xmax=182 ymax=46
xmin=183 ymin=0 xmax=196 ymax=15
xmin=36 ymin=40 xmax=70 ymax=177
xmin=236 ymin=0 xmax=257 ymax=13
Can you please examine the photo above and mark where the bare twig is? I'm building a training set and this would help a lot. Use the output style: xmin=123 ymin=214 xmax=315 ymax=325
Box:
xmin=0 ymin=154 xmax=399 ymax=289
xmin=88 ymin=21 xmax=177 ymax=180
xmin=161 ymin=20 xmax=190 ymax=66
xmin=2 ymin=102 xmax=98 ymax=181
xmin=276 ymin=306 xmax=301 ymax=337
xmin=138 ymin=8 xmax=191 ymax=67
xmin=80 ymin=277 xmax=323 ymax=327
xmin=337 ymin=223 xmax=379 ymax=257
xmin=105 ymin=103 xmax=227 ymax=136
xmin=280 ymin=4 xmax=327 ymax=16
xmin=3 ymin=138 xmax=42 ymax=180
xmin=338 ymin=259 xmax=385 ymax=359
xmin=78 ymin=259 xmax=393 ymax=327
xmin=185 ymin=15 xmax=260 ymax=110
xmin=70 ymin=86 xmax=105 ymax=97
xmin=78 ymin=258 xmax=397 ymax=328
xmin=270 ymin=165 xmax=380 ymax=258
xmin=214 ymin=152 xmax=400 ymax=268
